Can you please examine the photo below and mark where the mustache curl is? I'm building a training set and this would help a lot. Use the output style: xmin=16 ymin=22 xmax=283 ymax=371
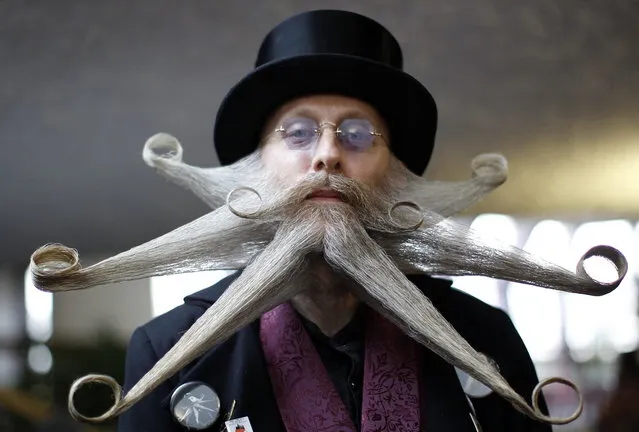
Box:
xmin=226 ymin=172 xmax=424 ymax=233
xmin=29 ymin=135 xmax=628 ymax=426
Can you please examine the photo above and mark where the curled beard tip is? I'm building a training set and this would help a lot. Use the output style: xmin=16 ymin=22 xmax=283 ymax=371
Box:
xmin=532 ymin=377 xmax=583 ymax=425
xmin=30 ymin=243 xmax=81 ymax=290
xmin=576 ymin=245 xmax=628 ymax=294
xmin=322 ymin=222 xmax=585 ymax=425
xmin=142 ymin=133 xmax=184 ymax=167
xmin=470 ymin=153 xmax=508 ymax=186
xmin=68 ymin=374 xmax=123 ymax=423
xmin=388 ymin=201 xmax=424 ymax=232
xmin=227 ymin=186 xmax=263 ymax=218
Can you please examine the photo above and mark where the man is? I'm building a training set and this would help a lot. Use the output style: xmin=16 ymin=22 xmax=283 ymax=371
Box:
xmin=30 ymin=9 xmax=626 ymax=432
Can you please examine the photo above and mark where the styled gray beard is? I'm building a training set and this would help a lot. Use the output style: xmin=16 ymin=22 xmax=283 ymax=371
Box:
xmin=31 ymin=133 xmax=627 ymax=425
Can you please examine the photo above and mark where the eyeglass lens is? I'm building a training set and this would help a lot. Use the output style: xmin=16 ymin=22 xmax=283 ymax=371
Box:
xmin=278 ymin=117 xmax=378 ymax=150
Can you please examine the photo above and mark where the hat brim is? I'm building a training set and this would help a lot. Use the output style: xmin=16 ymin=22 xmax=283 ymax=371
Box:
xmin=214 ymin=54 xmax=437 ymax=175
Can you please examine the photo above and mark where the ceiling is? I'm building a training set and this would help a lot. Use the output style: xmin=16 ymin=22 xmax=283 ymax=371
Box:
xmin=1 ymin=0 xmax=638 ymax=264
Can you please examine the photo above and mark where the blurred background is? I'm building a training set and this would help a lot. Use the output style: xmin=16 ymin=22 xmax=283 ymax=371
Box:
xmin=1 ymin=0 xmax=638 ymax=430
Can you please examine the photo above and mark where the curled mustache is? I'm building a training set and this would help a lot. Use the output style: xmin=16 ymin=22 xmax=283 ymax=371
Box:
xmin=29 ymin=134 xmax=628 ymax=426
xmin=142 ymin=132 xmax=508 ymax=218
xmin=227 ymin=171 xmax=423 ymax=232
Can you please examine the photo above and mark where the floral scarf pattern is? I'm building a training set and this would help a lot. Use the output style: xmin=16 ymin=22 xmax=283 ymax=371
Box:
xmin=260 ymin=302 xmax=420 ymax=431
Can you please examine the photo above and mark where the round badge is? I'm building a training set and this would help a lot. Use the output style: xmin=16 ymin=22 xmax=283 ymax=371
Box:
xmin=170 ymin=381 xmax=221 ymax=429
xmin=455 ymin=367 xmax=494 ymax=398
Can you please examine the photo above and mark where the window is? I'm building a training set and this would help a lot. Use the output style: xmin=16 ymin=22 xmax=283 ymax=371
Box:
xmin=150 ymin=270 xmax=235 ymax=317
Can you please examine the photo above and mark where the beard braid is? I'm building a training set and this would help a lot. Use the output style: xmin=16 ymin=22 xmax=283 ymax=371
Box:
xmin=31 ymin=137 xmax=627 ymax=425
xmin=320 ymin=204 xmax=572 ymax=423
xmin=30 ymin=206 xmax=276 ymax=291
xmin=75 ymin=205 xmax=328 ymax=421
xmin=376 ymin=215 xmax=626 ymax=295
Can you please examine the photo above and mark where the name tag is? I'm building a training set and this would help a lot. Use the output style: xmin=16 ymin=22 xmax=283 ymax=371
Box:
xmin=225 ymin=416 xmax=254 ymax=432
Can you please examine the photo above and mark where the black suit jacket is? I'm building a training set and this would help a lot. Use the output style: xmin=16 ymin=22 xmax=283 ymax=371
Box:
xmin=118 ymin=273 xmax=551 ymax=431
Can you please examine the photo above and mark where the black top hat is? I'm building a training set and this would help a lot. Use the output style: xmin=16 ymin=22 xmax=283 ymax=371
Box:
xmin=213 ymin=10 xmax=438 ymax=175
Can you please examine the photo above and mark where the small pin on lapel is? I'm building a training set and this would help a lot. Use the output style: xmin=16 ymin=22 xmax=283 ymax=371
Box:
xmin=170 ymin=381 xmax=221 ymax=430
xmin=225 ymin=416 xmax=254 ymax=432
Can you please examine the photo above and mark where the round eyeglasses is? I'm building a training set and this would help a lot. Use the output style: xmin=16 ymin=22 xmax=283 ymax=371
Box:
xmin=274 ymin=117 xmax=385 ymax=151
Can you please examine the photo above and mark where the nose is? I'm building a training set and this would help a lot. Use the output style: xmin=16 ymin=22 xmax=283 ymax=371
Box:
xmin=311 ymin=129 xmax=342 ymax=173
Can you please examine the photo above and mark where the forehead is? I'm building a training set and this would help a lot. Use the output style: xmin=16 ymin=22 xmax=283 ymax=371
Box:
xmin=268 ymin=94 xmax=386 ymax=125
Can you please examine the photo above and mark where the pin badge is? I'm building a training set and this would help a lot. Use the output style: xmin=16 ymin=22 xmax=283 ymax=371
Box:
xmin=225 ymin=416 xmax=254 ymax=432
xmin=170 ymin=381 xmax=221 ymax=430
xmin=455 ymin=367 xmax=493 ymax=398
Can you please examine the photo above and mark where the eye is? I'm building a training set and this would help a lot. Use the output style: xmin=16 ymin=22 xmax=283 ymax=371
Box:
xmin=337 ymin=119 xmax=376 ymax=150
xmin=278 ymin=117 xmax=318 ymax=148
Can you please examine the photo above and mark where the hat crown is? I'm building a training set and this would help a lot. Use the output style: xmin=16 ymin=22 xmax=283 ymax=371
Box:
xmin=215 ymin=10 xmax=437 ymax=175
xmin=256 ymin=10 xmax=403 ymax=70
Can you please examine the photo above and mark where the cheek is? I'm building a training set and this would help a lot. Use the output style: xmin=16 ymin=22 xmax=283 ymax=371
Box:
xmin=261 ymin=143 xmax=312 ymax=183
xmin=344 ymin=151 xmax=391 ymax=185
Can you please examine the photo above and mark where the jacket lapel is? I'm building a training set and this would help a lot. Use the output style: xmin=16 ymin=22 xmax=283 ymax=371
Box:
xmin=411 ymin=274 xmax=481 ymax=431
xmin=162 ymin=272 xmax=285 ymax=431
xmin=165 ymin=319 xmax=286 ymax=431
xmin=419 ymin=347 xmax=478 ymax=431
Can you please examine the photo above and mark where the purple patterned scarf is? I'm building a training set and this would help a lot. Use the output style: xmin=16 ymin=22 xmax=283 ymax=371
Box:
xmin=260 ymin=302 xmax=420 ymax=431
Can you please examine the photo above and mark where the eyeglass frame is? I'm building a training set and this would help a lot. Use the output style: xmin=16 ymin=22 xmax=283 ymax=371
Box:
xmin=271 ymin=117 xmax=387 ymax=151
